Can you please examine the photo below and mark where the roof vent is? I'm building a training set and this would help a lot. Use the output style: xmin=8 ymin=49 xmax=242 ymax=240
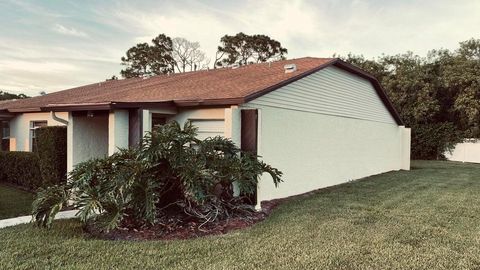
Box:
xmin=284 ymin=64 xmax=297 ymax=73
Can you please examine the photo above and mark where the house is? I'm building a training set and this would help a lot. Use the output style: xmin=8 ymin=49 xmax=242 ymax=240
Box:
xmin=0 ymin=57 xmax=411 ymax=205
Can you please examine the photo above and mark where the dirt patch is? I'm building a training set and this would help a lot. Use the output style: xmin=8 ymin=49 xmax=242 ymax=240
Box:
xmin=85 ymin=200 xmax=282 ymax=241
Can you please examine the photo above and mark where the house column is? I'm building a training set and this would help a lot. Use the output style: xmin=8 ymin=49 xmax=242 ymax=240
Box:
xmin=67 ymin=112 xmax=74 ymax=173
xmin=401 ymin=126 xmax=411 ymax=170
xmin=224 ymin=106 xmax=242 ymax=197
xmin=224 ymin=106 xmax=241 ymax=147
xmin=108 ymin=110 xmax=129 ymax=155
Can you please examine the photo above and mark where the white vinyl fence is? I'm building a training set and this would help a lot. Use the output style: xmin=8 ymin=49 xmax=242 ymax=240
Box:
xmin=445 ymin=139 xmax=480 ymax=163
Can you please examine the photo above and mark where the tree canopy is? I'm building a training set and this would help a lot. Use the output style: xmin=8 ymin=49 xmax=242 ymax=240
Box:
xmin=120 ymin=35 xmax=210 ymax=78
xmin=120 ymin=34 xmax=175 ymax=78
xmin=0 ymin=90 xmax=28 ymax=101
xmin=214 ymin=32 xmax=288 ymax=67
xmin=171 ymin=37 xmax=209 ymax=73
xmin=339 ymin=38 xmax=480 ymax=159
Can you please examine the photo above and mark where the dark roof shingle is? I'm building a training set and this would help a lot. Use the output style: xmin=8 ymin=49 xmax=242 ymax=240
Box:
xmin=0 ymin=57 xmax=335 ymax=111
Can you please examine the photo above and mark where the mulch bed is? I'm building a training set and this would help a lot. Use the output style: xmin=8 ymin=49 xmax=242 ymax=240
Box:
xmin=84 ymin=200 xmax=282 ymax=241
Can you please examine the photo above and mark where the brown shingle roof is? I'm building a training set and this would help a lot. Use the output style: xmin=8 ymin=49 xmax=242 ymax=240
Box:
xmin=1 ymin=57 xmax=334 ymax=111
xmin=0 ymin=57 xmax=404 ymax=125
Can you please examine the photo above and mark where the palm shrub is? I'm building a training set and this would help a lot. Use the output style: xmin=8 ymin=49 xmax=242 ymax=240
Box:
xmin=32 ymin=121 xmax=282 ymax=231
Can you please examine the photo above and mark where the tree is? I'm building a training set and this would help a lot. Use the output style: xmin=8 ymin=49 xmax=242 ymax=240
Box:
xmin=338 ymin=39 xmax=480 ymax=159
xmin=120 ymin=34 xmax=175 ymax=78
xmin=437 ymin=39 xmax=480 ymax=136
xmin=171 ymin=37 xmax=209 ymax=73
xmin=215 ymin=32 xmax=288 ymax=67
xmin=0 ymin=90 xmax=28 ymax=101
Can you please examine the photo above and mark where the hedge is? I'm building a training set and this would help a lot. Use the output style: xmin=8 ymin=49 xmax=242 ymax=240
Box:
xmin=411 ymin=122 xmax=463 ymax=160
xmin=0 ymin=151 xmax=41 ymax=190
xmin=36 ymin=126 xmax=67 ymax=186
xmin=0 ymin=126 xmax=67 ymax=190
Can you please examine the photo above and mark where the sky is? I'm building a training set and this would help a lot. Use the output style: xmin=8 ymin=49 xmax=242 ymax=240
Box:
xmin=1 ymin=0 xmax=479 ymax=96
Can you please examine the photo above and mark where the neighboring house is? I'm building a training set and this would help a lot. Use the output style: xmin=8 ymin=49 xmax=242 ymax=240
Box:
xmin=446 ymin=139 xmax=480 ymax=163
xmin=0 ymin=57 xmax=411 ymax=205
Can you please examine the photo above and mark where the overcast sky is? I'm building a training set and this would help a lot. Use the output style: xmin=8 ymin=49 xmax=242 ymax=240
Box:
xmin=1 ymin=0 xmax=479 ymax=96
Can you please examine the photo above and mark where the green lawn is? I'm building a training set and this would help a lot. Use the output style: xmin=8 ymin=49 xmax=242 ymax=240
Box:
xmin=2 ymin=161 xmax=480 ymax=269
xmin=0 ymin=183 xmax=34 ymax=219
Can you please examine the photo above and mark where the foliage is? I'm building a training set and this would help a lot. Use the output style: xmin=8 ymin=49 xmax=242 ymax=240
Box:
xmin=339 ymin=38 xmax=480 ymax=159
xmin=215 ymin=32 xmax=288 ymax=67
xmin=0 ymin=151 xmax=41 ymax=190
xmin=411 ymin=122 xmax=463 ymax=160
xmin=32 ymin=185 xmax=69 ymax=228
xmin=172 ymin=37 xmax=209 ymax=72
xmin=32 ymin=121 xmax=282 ymax=231
xmin=120 ymin=34 xmax=175 ymax=78
xmin=36 ymin=126 xmax=67 ymax=186
xmin=0 ymin=90 xmax=28 ymax=101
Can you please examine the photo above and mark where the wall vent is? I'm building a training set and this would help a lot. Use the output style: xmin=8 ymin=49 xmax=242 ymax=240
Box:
xmin=284 ymin=64 xmax=297 ymax=73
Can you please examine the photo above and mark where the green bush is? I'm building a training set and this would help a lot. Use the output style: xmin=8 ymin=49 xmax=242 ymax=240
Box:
xmin=33 ymin=121 xmax=283 ymax=231
xmin=0 ymin=151 xmax=41 ymax=190
xmin=411 ymin=122 xmax=464 ymax=160
xmin=36 ymin=126 xmax=67 ymax=186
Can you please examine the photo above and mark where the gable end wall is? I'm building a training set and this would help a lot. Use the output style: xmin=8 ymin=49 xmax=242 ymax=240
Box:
xmin=243 ymin=66 xmax=410 ymax=203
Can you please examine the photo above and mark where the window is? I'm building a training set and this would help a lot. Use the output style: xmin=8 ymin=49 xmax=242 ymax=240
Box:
xmin=151 ymin=113 xmax=166 ymax=129
xmin=1 ymin=121 xmax=9 ymax=151
xmin=30 ymin=121 xmax=47 ymax=152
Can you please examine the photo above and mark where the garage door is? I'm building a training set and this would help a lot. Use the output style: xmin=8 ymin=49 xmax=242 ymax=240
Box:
xmin=190 ymin=119 xmax=225 ymax=140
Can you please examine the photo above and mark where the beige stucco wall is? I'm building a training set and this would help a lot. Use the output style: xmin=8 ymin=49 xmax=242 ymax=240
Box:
xmin=9 ymin=112 xmax=68 ymax=151
xmin=142 ymin=107 xmax=234 ymax=139
xmin=168 ymin=108 xmax=226 ymax=126
xmin=247 ymin=105 xmax=410 ymax=204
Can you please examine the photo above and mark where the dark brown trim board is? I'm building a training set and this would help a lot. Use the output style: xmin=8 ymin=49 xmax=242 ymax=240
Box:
xmin=241 ymin=109 xmax=259 ymax=204
xmin=241 ymin=109 xmax=258 ymax=154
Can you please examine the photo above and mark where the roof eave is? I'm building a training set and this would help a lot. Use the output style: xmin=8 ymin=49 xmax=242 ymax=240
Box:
xmin=174 ymin=98 xmax=244 ymax=107
xmin=8 ymin=107 xmax=42 ymax=113
xmin=41 ymin=102 xmax=113 ymax=112
xmin=40 ymin=101 xmax=179 ymax=112
xmin=0 ymin=110 xmax=15 ymax=120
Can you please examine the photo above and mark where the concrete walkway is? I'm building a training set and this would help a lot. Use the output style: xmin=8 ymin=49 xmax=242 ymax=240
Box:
xmin=0 ymin=210 xmax=78 ymax=229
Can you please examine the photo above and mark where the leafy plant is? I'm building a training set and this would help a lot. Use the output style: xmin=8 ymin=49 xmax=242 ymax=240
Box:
xmin=32 ymin=121 xmax=282 ymax=231
xmin=36 ymin=126 xmax=67 ymax=186
xmin=32 ymin=185 xmax=69 ymax=228
xmin=411 ymin=122 xmax=464 ymax=160
xmin=0 ymin=151 xmax=41 ymax=190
